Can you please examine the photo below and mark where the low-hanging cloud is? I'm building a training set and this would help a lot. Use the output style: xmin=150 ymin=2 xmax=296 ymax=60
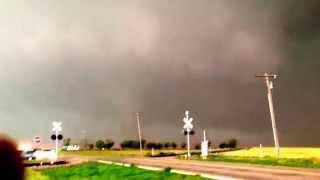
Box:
xmin=0 ymin=0 xmax=319 ymax=146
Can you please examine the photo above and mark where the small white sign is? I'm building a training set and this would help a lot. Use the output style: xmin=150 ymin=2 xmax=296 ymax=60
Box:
xmin=65 ymin=145 xmax=80 ymax=151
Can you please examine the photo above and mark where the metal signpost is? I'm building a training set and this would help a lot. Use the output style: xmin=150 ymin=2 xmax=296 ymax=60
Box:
xmin=256 ymin=73 xmax=280 ymax=157
xmin=183 ymin=110 xmax=194 ymax=158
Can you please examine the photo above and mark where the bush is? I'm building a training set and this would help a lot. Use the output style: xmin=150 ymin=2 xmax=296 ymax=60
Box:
xmin=219 ymin=139 xmax=238 ymax=149
xmin=104 ymin=139 xmax=114 ymax=149
xmin=141 ymin=139 xmax=146 ymax=148
xmin=228 ymin=139 xmax=237 ymax=148
xmin=120 ymin=140 xmax=141 ymax=149
xmin=164 ymin=167 xmax=172 ymax=172
xmin=171 ymin=142 xmax=177 ymax=149
xmin=219 ymin=142 xmax=227 ymax=149
xmin=155 ymin=143 xmax=163 ymax=149
xmin=88 ymin=144 xmax=94 ymax=150
xmin=181 ymin=142 xmax=187 ymax=148
xmin=164 ymin=142 xmax=171 ymax=149
xmin=146 ymin=142 xmax=164 ymax=149
xmin=96 ymin=140 xmax=105 ymax=150
xmin=194 ymin=143 xmax=201 ymax=150
xmin=63 ymin=138 xmax=71 ymax=146
xmin=146 ymin=142 xmax=156 ymax=149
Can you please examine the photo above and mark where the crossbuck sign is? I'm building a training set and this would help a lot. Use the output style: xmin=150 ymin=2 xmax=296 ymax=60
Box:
xmin=52 ymin=121 xmax=62 ymax=132
xmin=183 ymin=110 xmax=194 ymax=158
xmin=183 ymin=110 xmax=193 ymax=132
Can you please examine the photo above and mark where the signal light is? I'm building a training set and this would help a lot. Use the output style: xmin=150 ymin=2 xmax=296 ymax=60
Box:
xmin=51 ymin=134 xmax=63 ymax=140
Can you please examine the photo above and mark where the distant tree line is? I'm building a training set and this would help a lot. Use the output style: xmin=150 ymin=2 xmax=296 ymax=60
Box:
xmin=145 ymin=142 xmax=177 ymax=149
xmin=95 ymin=139 xmax=115 ymax=150
xmin=120 ymin=139 xmax=146 ymax=149
xmin=64 ymin=137 xmax=238 ymax=150
xmin=219 ymin=138 xmax=237 ymax=149
xmin=120 ymin=140 xmax=177 ymax=150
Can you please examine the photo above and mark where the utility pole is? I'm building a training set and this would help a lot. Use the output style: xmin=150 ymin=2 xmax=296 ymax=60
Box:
xmin=256 ymin=73 xmax=280 ymax=157
xmin=136 ymin=112 xmax=143 ymax=156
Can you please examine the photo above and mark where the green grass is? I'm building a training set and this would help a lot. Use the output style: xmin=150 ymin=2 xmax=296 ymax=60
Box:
xmin=26 ymin=169 xmax=49 ymax=180
xmin=27 ymin=162 xmax=207 ymax=180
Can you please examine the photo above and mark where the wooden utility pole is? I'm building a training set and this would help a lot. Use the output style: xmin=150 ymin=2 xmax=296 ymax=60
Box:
xmin=256 ymin=73 xmax=280 ymax=157
xmin=136 ymin=112 xmax=143 ymax=156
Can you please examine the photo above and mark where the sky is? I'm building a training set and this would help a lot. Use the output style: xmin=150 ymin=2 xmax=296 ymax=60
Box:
xmin=0 ymin=0 xmax=319 ymax=147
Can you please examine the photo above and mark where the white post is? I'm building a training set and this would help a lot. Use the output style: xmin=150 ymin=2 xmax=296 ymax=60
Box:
xmin=187 ymin=131 xmax=190 ymax=158
xmin=265 ymin=74 xmax=280 ymax=157
xmin=136 ymin=112 xmax=143 ymax=157
xmin=55 ymin=129 xmax=58 ymax=157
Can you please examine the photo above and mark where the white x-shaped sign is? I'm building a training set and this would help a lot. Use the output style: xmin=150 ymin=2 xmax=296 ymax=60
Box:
xmin=52 ymin=121 xmax=62 ymax=132
xmin=183 ymin=110 xmax=193 ymax=132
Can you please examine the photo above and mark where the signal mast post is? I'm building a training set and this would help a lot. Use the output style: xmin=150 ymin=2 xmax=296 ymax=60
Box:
xmin=52 ymin=121 xmax=62 ymax=157
xmin=256 ymin=73 xmax=280 ymax=157
xmin=183 ymin=110 xmax=194 ymax=159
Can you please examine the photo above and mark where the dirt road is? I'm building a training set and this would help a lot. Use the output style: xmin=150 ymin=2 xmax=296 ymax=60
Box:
xmin=114 ymin=157 xmax=320 ymax=180
xmin=59 ymin=154 xmax=320 ymax=179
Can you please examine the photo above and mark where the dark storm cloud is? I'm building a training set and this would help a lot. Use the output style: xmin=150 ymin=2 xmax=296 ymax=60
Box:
xmin=0 ymin=0 xmax=319 ymax=146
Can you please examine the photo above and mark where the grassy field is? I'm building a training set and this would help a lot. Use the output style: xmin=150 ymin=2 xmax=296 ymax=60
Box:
xmin=220 ymin=147 xmax=320 ymax=159
xmin=62 ymin=148 xmax=320 ymax=159
xmin=190 ymin=147 xmax=320 ymax=168
xmin=26 ymin=162 xmax=207 ymax=180
xmin=64 ymin=148 xmax=320 ymax=168
xmin=194 ymin=155 xmax=320 ymax=169
xmin=61 ymin=149 xmax=189 ymax=157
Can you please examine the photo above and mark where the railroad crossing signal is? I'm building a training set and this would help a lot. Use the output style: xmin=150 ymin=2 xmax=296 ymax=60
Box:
xmin=182 ymin=110 xmax=194 ymax=159
xmin=51 ymin=121 xmax=63 ymax=158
